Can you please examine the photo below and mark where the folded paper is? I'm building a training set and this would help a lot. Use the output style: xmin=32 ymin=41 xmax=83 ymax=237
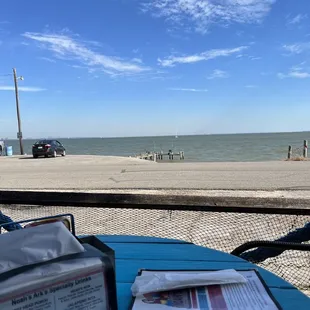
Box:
xmin=132 ymin=269 xmax=247 ymax=296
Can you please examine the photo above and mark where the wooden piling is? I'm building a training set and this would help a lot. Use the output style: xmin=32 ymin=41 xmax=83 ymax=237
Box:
xmin=135 ymin=150 xmax=184 ymax=161
xmin=303 ymin=140 xmax=308 ymax=158
xmin=168 ymin=150 xmax=172 ymax=160
xmin=288 ymin=145 xmax=292 ymax=160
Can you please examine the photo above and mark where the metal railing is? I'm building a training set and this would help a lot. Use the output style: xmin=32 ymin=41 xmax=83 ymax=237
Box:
xmin=0 ymin=190 xmax=309 ymax=293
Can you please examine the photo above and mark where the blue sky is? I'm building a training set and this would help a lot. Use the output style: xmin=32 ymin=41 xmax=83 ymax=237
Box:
xmin=0 ymin=0 xmax=310 ymax=138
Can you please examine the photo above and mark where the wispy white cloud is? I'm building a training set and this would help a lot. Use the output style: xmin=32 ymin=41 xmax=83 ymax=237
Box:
xmin=282 ymin=42 xmax=310 ymax=55
xmin=22 ymin=31 xmax=150 ymax=76
xmin=236 ymin=54 xmax=261 ymax=60
xmin=278 ymin=71 xmax=310 ymax=79
xmin=159 ymin=46 xmax=247 ymax=67
xmin=287 ymin=14 xmax=308 ymax=25
xmin=132 ymin=58 xmax=143 ymax=64
xmin=168 ymin=87 xmax=208 ymax=92
xmin=249 ymin=56 xmax=262 ymax=60
xmin=39 ymin=56 xmax=56 ymax=63
xmin=142 ymin=0 xmax=276 ymax=34
xmin=278 ymin=65 xmax=310 ymax=79
xmin=0 ymin=86 xmax=46 ymax=92
xmin=207 ymin=69 xmax=229 ymax=79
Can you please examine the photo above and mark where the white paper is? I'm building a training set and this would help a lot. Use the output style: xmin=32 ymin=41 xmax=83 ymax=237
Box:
xmin=132 ymin=269 xmax=247 ymax=296
xmin=132 ymin=270 xmax=279 ymax=310
xmin=0 ymin=266 xmax=108 ymax=310
xmin=0 ymin=222 xmax=85 ymax=275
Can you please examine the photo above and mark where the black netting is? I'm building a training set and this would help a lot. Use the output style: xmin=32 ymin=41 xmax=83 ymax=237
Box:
xmin=2 ymin=204 xmax=309 ymax=295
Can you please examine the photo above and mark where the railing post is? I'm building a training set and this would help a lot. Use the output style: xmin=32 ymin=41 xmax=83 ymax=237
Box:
xmin=288 ymin=145 xmax=292 ymax=160
xmin=303 ymin=140 xmax=308 ymax=158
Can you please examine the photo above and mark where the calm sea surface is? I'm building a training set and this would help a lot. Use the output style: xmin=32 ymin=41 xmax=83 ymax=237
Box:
xmin=5 ymin=132 xmax=310 ymax=162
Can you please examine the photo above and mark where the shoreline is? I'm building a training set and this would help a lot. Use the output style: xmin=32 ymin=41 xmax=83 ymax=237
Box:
xmin=3 ymin=131 xmax=309 ymax=163
xmin=0 ymin=154 xmax=303 ymax=163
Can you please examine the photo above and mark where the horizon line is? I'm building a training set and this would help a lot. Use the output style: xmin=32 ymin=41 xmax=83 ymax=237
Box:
xmin=2 ymin=130 xmax=310 ymax=140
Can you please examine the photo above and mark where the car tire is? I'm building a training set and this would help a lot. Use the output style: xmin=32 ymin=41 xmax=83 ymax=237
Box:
xmin=62 ymin=150 xmax=66 ymax=157
xmin=33 ymin=155 xmax=38 ymax=158
xmin=53 ymin=150 xmax=57 ymax=158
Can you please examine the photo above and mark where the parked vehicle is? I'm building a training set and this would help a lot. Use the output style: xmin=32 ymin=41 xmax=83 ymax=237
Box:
xmin=32 ymin=140 xmax=66 ymax=158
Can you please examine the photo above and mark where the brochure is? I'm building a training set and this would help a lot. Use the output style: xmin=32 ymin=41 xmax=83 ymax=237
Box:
xmin=131 ymin=270 xmax=281 ymax=310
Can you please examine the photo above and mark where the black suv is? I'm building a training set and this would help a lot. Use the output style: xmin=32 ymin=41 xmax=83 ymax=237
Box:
xmin=32 ymin=140 xmax=66 ymax=158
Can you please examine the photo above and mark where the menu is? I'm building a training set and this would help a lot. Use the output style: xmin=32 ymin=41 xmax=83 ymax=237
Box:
xmin=0 ymin=267 xmax=108 ymax=310
xmin=131 ymin=270 xmax=281 ymax=310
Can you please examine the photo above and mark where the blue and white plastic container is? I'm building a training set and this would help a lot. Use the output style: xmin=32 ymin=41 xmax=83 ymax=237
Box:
xmin=6 ymin=146 xmax=13 ymax=156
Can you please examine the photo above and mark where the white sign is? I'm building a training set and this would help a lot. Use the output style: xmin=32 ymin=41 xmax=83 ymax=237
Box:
xmin=0 ymin=268 xmax=108 ymax=310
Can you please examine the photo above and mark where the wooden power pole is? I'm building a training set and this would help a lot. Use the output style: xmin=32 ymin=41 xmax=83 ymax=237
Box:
xmin=13 ymin=68 xmax=24 ymax=155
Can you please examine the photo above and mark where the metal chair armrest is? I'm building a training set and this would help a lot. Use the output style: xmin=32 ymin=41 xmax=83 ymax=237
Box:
xmin=231 ymin=240 xmax=310 ymax=257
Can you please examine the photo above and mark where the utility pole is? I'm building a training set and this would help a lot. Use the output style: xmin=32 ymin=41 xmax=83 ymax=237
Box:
xmin=13 ymin=68 xmax=24 ymax=155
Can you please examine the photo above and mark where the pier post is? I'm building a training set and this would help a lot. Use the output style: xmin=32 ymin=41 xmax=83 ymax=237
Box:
xmin=288 ymin=145 xmax=292 ymax=160
xmin=303 ymin=140 xmax=308 ymax=158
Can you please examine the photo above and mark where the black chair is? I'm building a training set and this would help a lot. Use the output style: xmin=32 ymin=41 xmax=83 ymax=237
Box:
xmin=231 ymin=240 xmax=310 ymax=263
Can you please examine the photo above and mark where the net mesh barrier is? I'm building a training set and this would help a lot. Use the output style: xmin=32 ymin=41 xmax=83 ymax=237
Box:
xmin=2 ymin=204 xmax=310 ymax=295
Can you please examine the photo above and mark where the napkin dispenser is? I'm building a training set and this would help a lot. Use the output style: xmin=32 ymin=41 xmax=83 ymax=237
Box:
xmin=0 ymin=220 xmax=118 ymax=310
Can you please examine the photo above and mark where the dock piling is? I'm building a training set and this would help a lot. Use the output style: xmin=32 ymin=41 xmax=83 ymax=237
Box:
xmin=288 ymin=146 xmax=292 ymax=160
xmin=303 ymin=140 xmax=308 ymax=158
xmin=135 ymin=150 xmax=184 ymax=161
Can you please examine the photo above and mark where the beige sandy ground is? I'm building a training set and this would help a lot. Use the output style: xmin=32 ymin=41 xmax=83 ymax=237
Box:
xmin=1 ymin=155 xmax=310 ymax=190
xmin=0 ymin=155 xmax=309 ymax=295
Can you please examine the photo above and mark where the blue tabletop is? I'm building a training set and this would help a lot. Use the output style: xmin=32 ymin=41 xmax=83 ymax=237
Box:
xmin=97 ymin=235 xmax=310 ymax=310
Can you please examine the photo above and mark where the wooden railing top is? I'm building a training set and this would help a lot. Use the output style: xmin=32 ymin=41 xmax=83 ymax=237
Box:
xmin=1 ymin=190 xmax=310 ymax=215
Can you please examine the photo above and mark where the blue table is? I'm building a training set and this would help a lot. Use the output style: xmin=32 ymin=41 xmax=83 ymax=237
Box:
xmin=97 ymin=235 xmax=310 ymax=310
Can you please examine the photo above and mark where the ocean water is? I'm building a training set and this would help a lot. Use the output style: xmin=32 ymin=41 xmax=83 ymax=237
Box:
xmin=4 ymin=132 xmax=310 ymax=162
